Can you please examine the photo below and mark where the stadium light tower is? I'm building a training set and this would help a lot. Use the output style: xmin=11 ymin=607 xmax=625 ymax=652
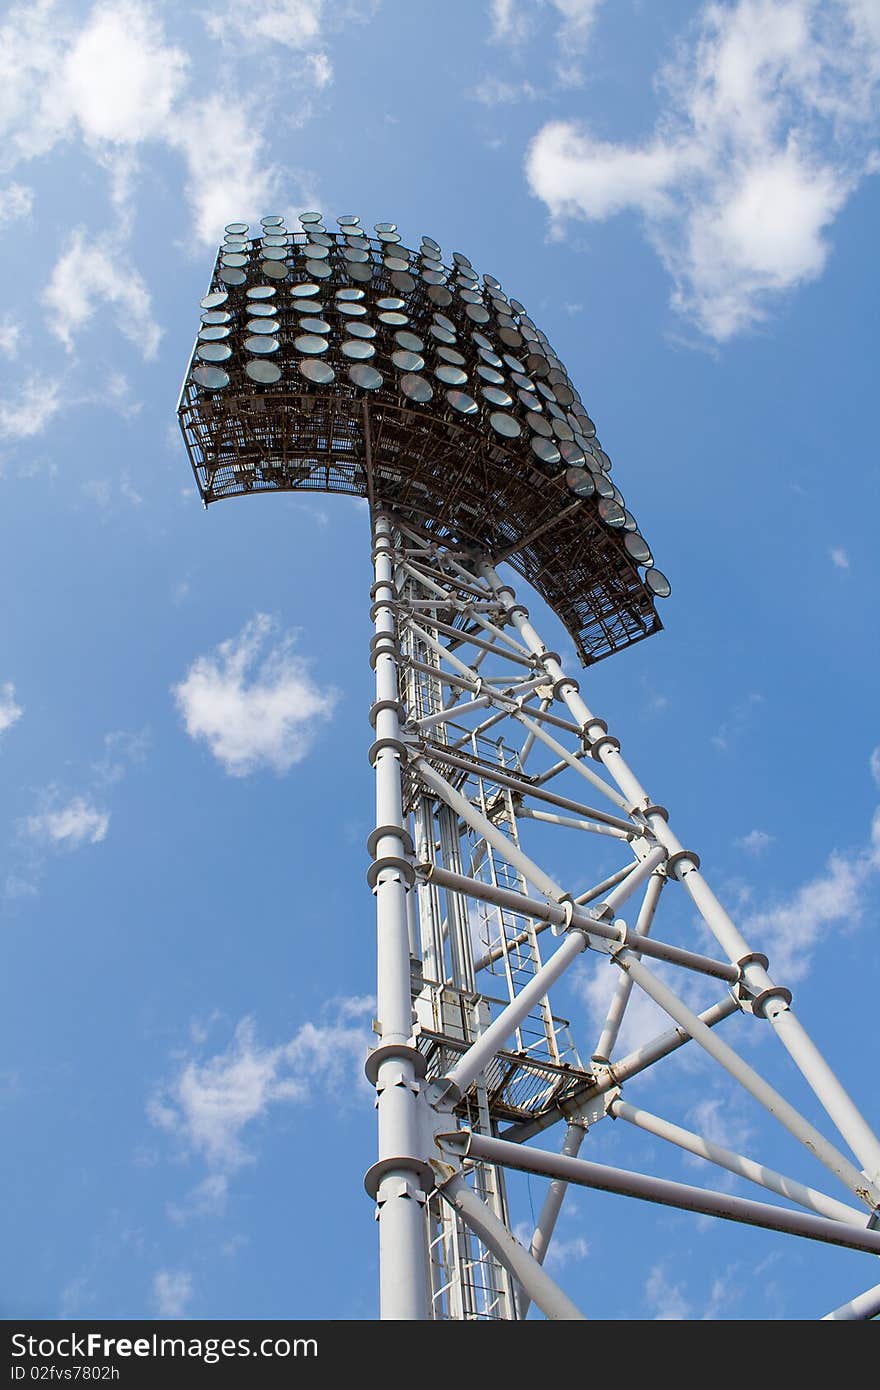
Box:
xmin=178 ymin=209 xmax=880 ymax=1321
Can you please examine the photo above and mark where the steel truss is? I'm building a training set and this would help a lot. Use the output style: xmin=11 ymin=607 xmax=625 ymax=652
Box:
xmin=365 ymin=508 xmax=880 ymax=1321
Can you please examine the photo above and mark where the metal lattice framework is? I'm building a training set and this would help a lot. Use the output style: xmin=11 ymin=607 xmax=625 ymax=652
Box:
xmin=179 ymin=210 xmax=880 ymax=1322
xmin=177 ymin=212 xmax=667 ymax=666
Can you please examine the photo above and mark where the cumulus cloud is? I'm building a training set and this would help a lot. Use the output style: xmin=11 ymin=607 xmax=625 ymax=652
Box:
xmin=204 ymin=0 xmax=324 ymax=50
xmin=92 ymin=728 xmax=149 ymax=787
xmin=26 ymin=795 xmax=110 ymax=848
xmin=575 ymin=948 xmax=718 ymax=1061
xmin=62 ymin=1 xmax=188 ymax=145
xmin=0 ymin=0 xmax=188 ymax=162
xmin=743 ymin=805 xmax=880 ymax=981
xmin=0 ymin=1 xmax=283 ymax=250
xmin=490 ymin=0 xmax=603 ymax=49
xmin=153 ymin=1270 xmax=193 ymax=1319
xmin=735 ymin=828 xmax=775 ymax=856
xmin=472 ymin=76 xmax=538 ymax=106
xmin=514 ymin=1216 xmax=589 ymax=1271
xmin=0 ymin=184 xmax=33 ymax=220
xmin=0 ymin=377 xmax=64 ymax=441
xmin=488 ymin=0 xmax=604 ymax=88
xmin=685 ymin=1094 xmax=754 ymax=1162
xmin=644 ymin=1262 xmax=739 ymax=1320
xmin=0 ymin=316 xmax=22 ymax=358
xmin=169 ymin=95 xmax=280 ymax=247
xmin=43 ymin=228 xmax=161 ymax=357
xmin=526 ymin=1 xmax=880 ymax=339
xmin=8 ymin=732 xmax=143 ymax=901
xmin=544 ymin=1231 xmax=590 ymax=1270
xmin=0 ymin=683 xmax=23 ymax=738
xmin=645 ymin=1262 xmax=692 ymax=1320
xmin=173 ymin=614 xmax=337 ymax=777
xmin=149 ymin=999 xmax=372 ymax=1172
xmin=871 ymin=747 xmax=880 ymax=788
xmin=0 ymin=0 xmax=68 ymax=162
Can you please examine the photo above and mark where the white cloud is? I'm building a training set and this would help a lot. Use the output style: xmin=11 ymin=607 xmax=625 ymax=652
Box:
xmin=551 ymin=0 xmax=604 ymax=46
xmin=170 ymin=95 xmax=280 ymax=247
xmin=0 ymin=0 xmax=68 ymax=163
xmin=0 ymin=183 xmax=33 ymax=220
xmin=576 ymin=954 xmax=672 ymax=1056
xmin=645 ymin=1262 xmax=691 ymax=1320
xmin=5 ymin=874 xmax=38 ymax=899
xmin=62 ymin=1 xmax=188 ymax=145
xmin=102 ymin=370 xmax=143 ymax=419
xmin=173 ymin=613 xmax=337 ymax=777
xmin=871 ymin=747 xmax=880 ymax=787
xmin=735 ymin=828 xmax=775 ymax=856
xmin=153 ymin=1270 xmax=193 ymax=1319
xmin=43 ymin=228 xmax=161 ymax=358
xmin=92 ymin=728 xmax=149 ymax=787
xmin=711 ymin=691 xmax=763 ymax=751
xmin=306 ymin=51 xmax=333 ymax=88
xmin=0 ymin=377 xmax=64 ymax=440
xmin=0 ymin=315 xmax=21 ymax=358
xmin=82 ymin=473 xmax=146 ymax=512
xmin=489 ymin=0 xmax=603 ymax=86
xmin=0 ymin=682 xmax=23 ymax=737
xmin=685 ymin=1094 xmax=754 ymax=1162
xmin=149 ymin=1001 xmax=371 ymax=1171
xmin=645 ymin=1260 xmax=743 ymax=1320
xmin=26 ymin=796 xmax=110 ymax=848
xmin=204 ymin=0 xmax=325 ymax=50
xmin=168 ymin=1174 xmax=229 ymax=1224
xmin=526 ymin=1 xmax=880 ymax=339
xmin=473 ymin=76 xmax=538 ymax=106
xmin=490 ymin=0 xmax=602 ymax=48
xmin=829 ymin=546 xmax=850 ymax=570
xmin=577 ymin=952 xmax=714 ymax=1060
xmin=743 ymin=805 xmax=880 ymax=981
xmin=544 ymin=1232 xmax=590 ymax=1270
xmin=513 ymin=1216 xmax=589 ymax=1270
xmin=120 ymin=472 xmax=143 ymax=506
xmin=490 ymin=0 xmax=530 ymax=44
xmin=0 ymin=2 xmax=279 ymax=250
xmin=0 ymin=0 xmax=187 ymax=163
xmin=528 ymin=124 xmax=681 ymax=219
xmin=197 ymin=4 xmax=339 ymax=149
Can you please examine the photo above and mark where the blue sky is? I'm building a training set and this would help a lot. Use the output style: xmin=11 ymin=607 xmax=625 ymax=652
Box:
xmin=1 ymin=0 xmax=878 ymax=1321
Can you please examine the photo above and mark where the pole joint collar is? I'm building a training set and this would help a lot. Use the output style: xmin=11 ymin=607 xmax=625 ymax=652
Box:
xmin=364 ymin=1041 xmax=427 ymax=1085
xmin=666 ymin=849 xmax=701 ymax=880
xmin=364 ymin=1158 xmax=433 ymax=1201
xmin=368 ymin=736 xmax=408 ymax=764
xmin=367 ymin=823 xmax=414 ymax=858
xmin=367 ymin=855 xmax=416 ymax=889
xmin=369 ymin=697 xmax=404 ymax=728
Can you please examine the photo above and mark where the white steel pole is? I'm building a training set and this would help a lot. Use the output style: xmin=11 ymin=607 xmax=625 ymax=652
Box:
xmin=593 ymin=870 xmax=664 ymax=1063
xmin=368 ymin=512 xmax=431 ymax=1320
xmin=609 ymin=1098 xmax=865 ymax=1225
xmin=617 ymin=952 xmax=880 ymax=1208
xmin=821 ymin=1282 xmax=880 ymax=1320
xmin=442 ymin=1133 xmax=880 ymax=1257
xmin=441 ymin=929 xmax=590 ymax=1099
xmin=433 ymin=1167 xmax=586 ymax=1320
xmin=478 ymin=559 xmax=880 ymax=1186
xmin=519 ymin=1122 xmax=588 ymax=1320
xmin=503 ymin=995 xmax=740 ymax=1145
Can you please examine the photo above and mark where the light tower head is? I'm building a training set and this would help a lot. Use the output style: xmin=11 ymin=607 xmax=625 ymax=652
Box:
xmin=177 ymin=211 xmax=671 ymax=665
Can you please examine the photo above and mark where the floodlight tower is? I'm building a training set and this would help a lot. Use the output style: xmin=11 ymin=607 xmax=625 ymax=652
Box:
xmin=178 ymin=209 xmax=880 ymax=1321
